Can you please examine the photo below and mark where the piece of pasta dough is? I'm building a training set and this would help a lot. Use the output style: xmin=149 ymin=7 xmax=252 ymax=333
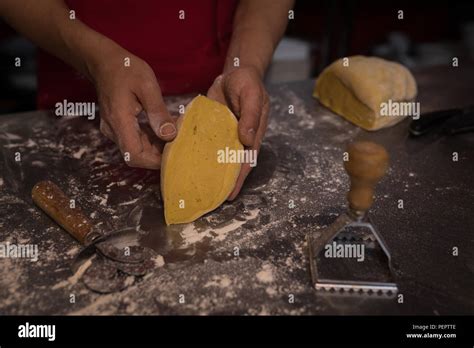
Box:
xmin=161 ymin=95 xmax=243 ymax=225
xmin=313 ymin=56 xmax=417 ymax=131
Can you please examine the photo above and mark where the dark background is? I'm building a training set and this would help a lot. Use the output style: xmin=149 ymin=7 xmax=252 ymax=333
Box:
xmin=0 ymin=0 xmax=473 ymax=114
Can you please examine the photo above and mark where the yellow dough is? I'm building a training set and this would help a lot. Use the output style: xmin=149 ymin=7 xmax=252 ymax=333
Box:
xmin=313 ymin=56 xmax=417 ymax=131
xmin=161 ymin=95 xmax=243 ymax=225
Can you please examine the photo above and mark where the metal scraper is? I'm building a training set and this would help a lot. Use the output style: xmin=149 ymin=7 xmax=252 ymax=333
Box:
xmin=306 ymin=141 xmax=398 ymax=296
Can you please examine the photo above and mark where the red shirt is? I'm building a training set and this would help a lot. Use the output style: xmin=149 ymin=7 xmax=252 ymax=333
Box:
xmin=37 ymin=0 xmax=238 ymax=109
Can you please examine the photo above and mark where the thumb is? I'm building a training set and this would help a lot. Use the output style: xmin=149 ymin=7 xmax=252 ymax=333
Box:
xmin=237 ymin=86 xmax=262 ymax=147
xmin=138 ymin=80 xmax=176 ymax=141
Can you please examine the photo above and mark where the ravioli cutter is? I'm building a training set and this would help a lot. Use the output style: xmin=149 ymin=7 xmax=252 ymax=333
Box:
xmin=306 ymin=141 xmax=398 ymax=296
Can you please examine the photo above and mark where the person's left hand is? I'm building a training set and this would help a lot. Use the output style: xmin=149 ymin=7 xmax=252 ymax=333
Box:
xmin=207 ymin=66 xmax=270 ymax=200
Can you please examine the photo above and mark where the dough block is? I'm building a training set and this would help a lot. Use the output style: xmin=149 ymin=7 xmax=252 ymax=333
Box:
xmin=313 ymin=56 xmax=417 ymax=131
xmin=161 ymin=95 xmax=243 ymax=225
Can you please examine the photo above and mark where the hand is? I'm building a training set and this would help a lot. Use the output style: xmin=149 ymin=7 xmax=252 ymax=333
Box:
xmin=92 ymin=48 xmax=176 ymax=169
xmin=207 ymin=66 xmax=270 ymax=200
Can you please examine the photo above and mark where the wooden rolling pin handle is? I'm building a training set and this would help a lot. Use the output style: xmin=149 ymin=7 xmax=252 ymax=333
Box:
xmin=32 ymin=180 xmax=94 ymax=245
xmin=344 ymin=141 xmax=389 ymax=214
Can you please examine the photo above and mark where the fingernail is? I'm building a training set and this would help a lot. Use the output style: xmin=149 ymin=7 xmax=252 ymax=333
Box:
xmin=160 ymin=123 xmax=176 ymax=136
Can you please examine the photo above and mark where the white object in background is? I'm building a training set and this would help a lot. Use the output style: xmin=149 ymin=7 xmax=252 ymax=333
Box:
xmin=266 ymin=37 xmax=312 ymax=83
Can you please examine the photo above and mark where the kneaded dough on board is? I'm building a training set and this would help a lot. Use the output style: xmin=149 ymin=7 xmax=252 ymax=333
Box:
xmin=161 ymin=95 xmax=243 ymax=225
xmin=313 ymin=55 xmax=417 ymax=131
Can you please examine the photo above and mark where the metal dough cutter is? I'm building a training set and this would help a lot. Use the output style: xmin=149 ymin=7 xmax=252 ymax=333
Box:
xmin=32 ymin=180 xmax=158 ymax=293
xmin=306 ymin=141 xmax=398 ymax=296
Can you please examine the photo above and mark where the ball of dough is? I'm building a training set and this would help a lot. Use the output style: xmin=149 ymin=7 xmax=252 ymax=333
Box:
xmin=313 ymin=56 xmax=417 ymax=131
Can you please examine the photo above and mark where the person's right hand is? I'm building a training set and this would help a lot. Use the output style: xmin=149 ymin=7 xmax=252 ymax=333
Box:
xmin=92 ymin=48 xmax=176 ymax=169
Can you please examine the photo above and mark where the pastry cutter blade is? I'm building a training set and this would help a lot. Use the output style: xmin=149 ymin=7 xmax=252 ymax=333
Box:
xmin=306 ymin=141 xmax=398 ymax=297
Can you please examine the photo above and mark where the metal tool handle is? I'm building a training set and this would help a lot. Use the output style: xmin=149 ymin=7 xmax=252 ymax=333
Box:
xmin=32 ymin=180 xmax=97 ymax=245
xmin=409 ymin=108 xmax=461 ymax=136
xmin=344 ymin=141 xmax=389 ymax=215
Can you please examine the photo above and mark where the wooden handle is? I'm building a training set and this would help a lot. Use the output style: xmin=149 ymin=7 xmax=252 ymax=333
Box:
xmin=344 ymin=141 xmax=389 ymax=214
xmin=32 ymin=180 xmax=94 ymax=245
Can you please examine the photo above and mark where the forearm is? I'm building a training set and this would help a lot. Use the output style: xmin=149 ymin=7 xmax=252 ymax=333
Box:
xmin=224 ymin=0 xmax=294 ymax=78
xmin=0 ymin=0 xmax=121 ymax=81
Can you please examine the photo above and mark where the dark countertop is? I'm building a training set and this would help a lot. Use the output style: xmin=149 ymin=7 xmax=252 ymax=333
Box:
xmin=0 ymin=66 xmax=473 ymax=315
